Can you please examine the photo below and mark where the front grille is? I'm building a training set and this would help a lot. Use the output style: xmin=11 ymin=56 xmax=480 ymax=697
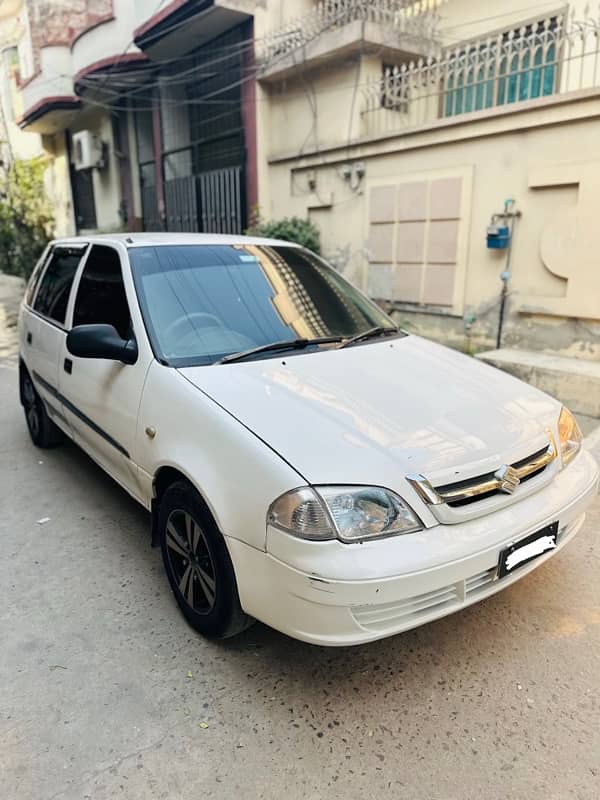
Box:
xmin=407 ymin=439 xmax=557 ymax=518
xmin=352 ymin=584 xmax=461 ymax=631
xmin=352 ymin=560 xmax=533 ymax=632
xmin=352 ymin=519 xmax=580 ymax=633
xmin=436 ymin=446 xmax=551 ymax=508
xmin=465 ymin=567 xmax=496 ymax=595
xmin=352 ymin=564 xmax=498 ymax=632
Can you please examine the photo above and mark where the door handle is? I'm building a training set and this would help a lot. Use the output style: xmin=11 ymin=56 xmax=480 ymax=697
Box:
xmin=26 ymin=331 xmax=32 ymax=345
xmin=64 ymin=358 xmax=73 ymax=375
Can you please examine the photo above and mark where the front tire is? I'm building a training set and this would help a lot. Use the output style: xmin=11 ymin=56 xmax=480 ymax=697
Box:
xmin=20 ymin=369 xmax=64 ymax=448
xmin=158 ymin=481 xmax=253 ymax=639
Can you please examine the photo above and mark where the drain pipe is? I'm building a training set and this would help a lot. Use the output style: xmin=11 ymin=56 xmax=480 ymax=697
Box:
xmin=491 ymin=200 xmax=521 ymax=349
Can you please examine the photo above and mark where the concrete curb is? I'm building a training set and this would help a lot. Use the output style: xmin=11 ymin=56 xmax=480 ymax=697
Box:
xmin=476 ymin=348 xmax=600 ymax=418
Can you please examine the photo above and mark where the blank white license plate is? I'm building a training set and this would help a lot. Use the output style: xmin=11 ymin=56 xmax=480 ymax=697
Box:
xmin=497 ymin=522 xmax=559 ymax=579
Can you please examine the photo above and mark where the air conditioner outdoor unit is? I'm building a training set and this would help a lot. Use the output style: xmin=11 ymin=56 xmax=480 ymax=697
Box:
xmin=72 ymin=130 xmax=105 ymax=170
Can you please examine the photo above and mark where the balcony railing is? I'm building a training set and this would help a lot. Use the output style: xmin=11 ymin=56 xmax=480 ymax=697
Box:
xmin=257 ymin=0 xmax=443 ymax=66
xmin=360 ymin=10 xmax=600 ymax=138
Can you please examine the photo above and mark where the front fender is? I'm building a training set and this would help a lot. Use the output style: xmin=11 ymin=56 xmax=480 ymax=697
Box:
xmin=136 ymin=361 xmax=304 ymax=551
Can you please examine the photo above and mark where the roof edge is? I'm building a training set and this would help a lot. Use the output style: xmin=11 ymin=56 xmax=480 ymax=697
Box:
xmin=17 ymin=95 xmax=81 ymax=129
xmin=133 ymin=0 xmax=213 ymax=50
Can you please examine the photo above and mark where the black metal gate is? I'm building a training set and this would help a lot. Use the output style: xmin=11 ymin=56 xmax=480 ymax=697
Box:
xmin=137 ymin=25 xmax=247 ymax=234
xmin=141 ymin=183 xmax=161 ymax=231
xmin=198 ymin=167 xmax=243 ymax=234
xmin=165 ymin=175 xmax=199 ymax=232
xmin=163 ymin=166 xmax=243 ymax=233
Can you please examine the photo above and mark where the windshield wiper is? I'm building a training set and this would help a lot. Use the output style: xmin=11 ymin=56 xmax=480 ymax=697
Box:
xmin=337 ymin=326 xmax=400 ymax=349
xmin=218 ymin=336 xmax=344 ymax=364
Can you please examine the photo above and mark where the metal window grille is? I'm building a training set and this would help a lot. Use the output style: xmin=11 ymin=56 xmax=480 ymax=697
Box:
xmin=361 ymin=9 xmax=600 ymax=138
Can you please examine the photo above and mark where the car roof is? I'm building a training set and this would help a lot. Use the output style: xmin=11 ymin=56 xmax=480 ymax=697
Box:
xmin=50 ymin=232 xmax=302 ymax=249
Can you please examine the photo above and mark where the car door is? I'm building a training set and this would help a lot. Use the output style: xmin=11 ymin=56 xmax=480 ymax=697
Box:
xmin=24 ymin=243 xmax=88 ymax=435
xmin=58 ymin=243 xmax=153 ymax=501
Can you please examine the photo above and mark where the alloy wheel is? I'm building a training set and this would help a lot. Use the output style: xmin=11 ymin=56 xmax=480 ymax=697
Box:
xmin=165 ymin=509 xmax=216 ymax=614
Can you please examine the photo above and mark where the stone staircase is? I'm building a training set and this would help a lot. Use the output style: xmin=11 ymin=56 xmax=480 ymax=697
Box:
xmin=475 ymin=348 xmax=600 ymax=419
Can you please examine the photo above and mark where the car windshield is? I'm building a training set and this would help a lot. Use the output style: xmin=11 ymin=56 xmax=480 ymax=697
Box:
xmin=129 ymin=244 xmax=398 ymax=366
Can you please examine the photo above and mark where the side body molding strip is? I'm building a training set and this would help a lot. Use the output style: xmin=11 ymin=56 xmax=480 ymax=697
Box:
xmin=32 ymin=370 xmax=130 ymax=459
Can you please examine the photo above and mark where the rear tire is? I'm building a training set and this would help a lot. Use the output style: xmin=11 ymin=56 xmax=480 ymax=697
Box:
xmin=158 ymin=481 xmax=254 ymax=639
xmin=20 ymin=368 xmax=64 ymax=449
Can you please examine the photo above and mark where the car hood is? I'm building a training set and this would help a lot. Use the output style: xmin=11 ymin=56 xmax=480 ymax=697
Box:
xmin=178 ymin=335 xmax=560 ymax=490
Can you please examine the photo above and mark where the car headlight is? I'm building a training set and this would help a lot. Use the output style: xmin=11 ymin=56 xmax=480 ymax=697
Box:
xmin=268 ymin=486 xmax=422 ymax=543
xmin=558 ymin=406 xmax=582 ymax=467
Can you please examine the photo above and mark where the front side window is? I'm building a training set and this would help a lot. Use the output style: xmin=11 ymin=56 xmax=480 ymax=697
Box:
xmin=129 ymin=244 xmax=396 ymax=366
xmin=73 ymin=245 xmax=131 ymax=339
xmin=33 ymin=247 xmax=86 ymax=325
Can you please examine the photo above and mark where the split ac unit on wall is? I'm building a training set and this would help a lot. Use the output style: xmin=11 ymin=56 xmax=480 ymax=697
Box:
xmin=72 ymin=130 xmax=105 ymax=171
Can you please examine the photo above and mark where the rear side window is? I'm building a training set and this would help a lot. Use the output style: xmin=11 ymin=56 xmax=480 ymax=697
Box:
xmin=33 ymin=247 xmax=86 ymax=325
xmin=72 ymin=245 xmax=131 ymax=339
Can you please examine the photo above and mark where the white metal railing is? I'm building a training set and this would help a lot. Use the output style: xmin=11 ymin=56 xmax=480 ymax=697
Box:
xmin=361 ymin=9 xmax=600 ymax=138
xmin=257 ymin=0 xmax=444 ymax=65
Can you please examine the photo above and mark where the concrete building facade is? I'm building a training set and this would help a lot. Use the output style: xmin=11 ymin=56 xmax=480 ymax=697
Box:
xmin=253 ymin=0 xmax=600 ymax=360
xmin=1 ymin=0 xmax=599 ymax=360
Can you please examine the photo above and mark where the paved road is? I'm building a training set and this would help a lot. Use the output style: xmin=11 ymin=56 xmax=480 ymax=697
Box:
xmin=0 ymin=274 xmax=23 ymax=365
xmin=1 ymin=317 xmax=599 ymax=799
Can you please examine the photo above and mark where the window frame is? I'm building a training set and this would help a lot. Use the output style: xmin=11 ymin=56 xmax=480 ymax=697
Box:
xmin=30 ymin=243 xmax=89 ymax=329
xmin=70 ymin=242 xmax=135 ymax=341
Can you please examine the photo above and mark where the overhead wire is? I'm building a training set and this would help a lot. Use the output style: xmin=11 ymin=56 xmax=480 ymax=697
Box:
xmin=29 ymin=0 xmax=380 ymax=115
xmin=84 ymin=0 xmax=168 ymax=108
xmin=24 ymin=47 xmax=255 ymax=123
xmin=29 ymin=29 xmax=259 ymax=112
xmin=29 ymin=0 xmax=256 ymax=123
xmin=23 ymin=0 xmax=571 ymax=112
xmin=18 ymin=0 xmax=572 ymax=175
xmin=80 ymin=37 xmax=257 ymax=88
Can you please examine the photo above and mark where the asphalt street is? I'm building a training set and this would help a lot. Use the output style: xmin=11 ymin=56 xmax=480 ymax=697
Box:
xmin=0 ymin=297 xmax=599 ymax=799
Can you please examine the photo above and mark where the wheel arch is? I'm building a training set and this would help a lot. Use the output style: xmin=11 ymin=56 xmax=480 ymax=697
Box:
xmin=150 ymin=463 xmax=221 ymax=548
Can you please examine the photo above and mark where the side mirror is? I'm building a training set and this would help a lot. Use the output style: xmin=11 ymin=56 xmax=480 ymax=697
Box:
xmin=67 ymin=324 xmax=138 ymax=365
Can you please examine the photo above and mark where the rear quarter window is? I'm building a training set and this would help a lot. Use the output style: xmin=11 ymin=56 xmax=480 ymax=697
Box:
xmin=33 ymin=246 xmax=87 ymax=325
xmin=24 ymin=246 xmax=52 ymax=307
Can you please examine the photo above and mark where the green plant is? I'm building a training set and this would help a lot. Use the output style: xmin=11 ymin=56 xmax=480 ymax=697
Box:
xmin=0 ymin=157 xmax=54 ymax=279
xmin=246 ymin=215 xmax=321 ymax=254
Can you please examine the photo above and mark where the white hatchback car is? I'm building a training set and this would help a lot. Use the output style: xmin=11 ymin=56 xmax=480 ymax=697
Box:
xmin=18 ymin=233 xmax=598 ymax=645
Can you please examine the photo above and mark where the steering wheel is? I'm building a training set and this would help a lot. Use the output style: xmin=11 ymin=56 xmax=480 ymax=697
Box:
xmin=163 ymin=312 xmax=224 ymax=343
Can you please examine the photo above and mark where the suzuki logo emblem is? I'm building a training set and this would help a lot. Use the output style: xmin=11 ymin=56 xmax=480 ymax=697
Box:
xmin=495 ymin=465 xmax=521 ymax=494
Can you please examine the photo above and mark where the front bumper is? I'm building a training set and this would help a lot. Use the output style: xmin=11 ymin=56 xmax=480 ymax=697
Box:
xmin=227 ymin=449 xmax=599 ymax=646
